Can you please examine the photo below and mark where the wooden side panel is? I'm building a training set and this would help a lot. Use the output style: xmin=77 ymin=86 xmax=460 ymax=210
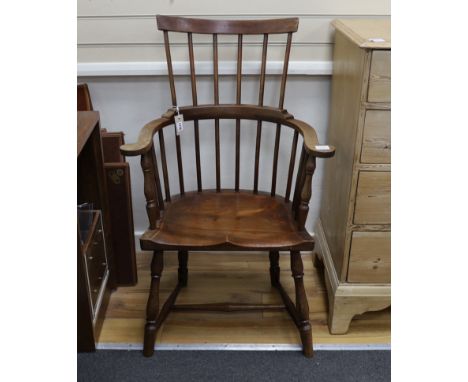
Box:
xmin=361 ymin=110 xmax=391 ymax=163
xmin=354 ymin=171 xmax=390 ymax=224
xmin=367 ymin=50 xmax=391 ymax=102
xmin=347 ymin=231 xmax=391 ymax=283
xmin=320 ymin=30 xmax=366 ymax=277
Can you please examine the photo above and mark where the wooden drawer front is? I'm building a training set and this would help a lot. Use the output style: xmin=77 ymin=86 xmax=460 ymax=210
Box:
xmin=368 ymin=51 xmax=391 ymax=103
xmin=354 ymin=171 xmax=390 ymax=224
xmin=348 ymin=231 xmax=391 ymax=283
xmin=361 ymin=110 xmax=391 ymax=164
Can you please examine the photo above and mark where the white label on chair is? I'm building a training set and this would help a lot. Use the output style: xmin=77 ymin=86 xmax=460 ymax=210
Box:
xmin=175 ymin=114 xmax=184 ymax=135
xmin=315 ymin=145 xmax=330 ymax=151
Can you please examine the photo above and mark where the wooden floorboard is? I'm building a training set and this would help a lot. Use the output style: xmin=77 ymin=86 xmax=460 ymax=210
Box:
xmin=98 ymin=251 xmax=390 ymax=346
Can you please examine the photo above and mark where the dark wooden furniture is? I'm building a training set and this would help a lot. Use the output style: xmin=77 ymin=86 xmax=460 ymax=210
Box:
xmin=78 ymin=83 xmax=138 ymax=286
xmin=121 ymin=15 xmax=335 ymax=358
xmin=77 ymin=111 xmax=115 ymax=351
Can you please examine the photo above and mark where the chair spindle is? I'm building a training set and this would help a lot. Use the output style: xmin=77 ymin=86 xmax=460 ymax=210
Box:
xmin=188 ymin=32 xmax=202 ymax=192
xmin=163 ymin=30 xmax=185 ymax=195
xmin=292 ymin=146 xmax=306 ymax=214
xmin=235 ymin=34 xmax=243 ymax=191
xmin=253 ymin=34 xmax=269 ymax=193
xmin=285 ymin=130 xmax=299 ymax=201
xmin=141 ymin=150 xmax=161 ymax=229
xmin=297 ymin=155 xmax=316 ymax=229
xmin=213 ymin=33 xmax=221 ymax=191
xmin=150 ymin=145 xmax=164 ymax=210
xmin=271 ymin=32 xmax=293 ymax=196
xmin=158 ymin=130 xmax=171 ymax=202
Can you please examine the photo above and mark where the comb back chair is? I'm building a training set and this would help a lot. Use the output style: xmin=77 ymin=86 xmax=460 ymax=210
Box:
xmin=121 ymin=15 xmax=335 ymax=358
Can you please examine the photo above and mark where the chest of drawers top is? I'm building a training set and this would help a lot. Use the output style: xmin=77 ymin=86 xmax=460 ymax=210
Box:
xmin=332 ymin=19 xmax=391 ymax=50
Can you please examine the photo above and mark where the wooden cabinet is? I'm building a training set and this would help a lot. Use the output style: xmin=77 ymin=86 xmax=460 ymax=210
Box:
xmin=315 ymin=19 xmax=391 ymax=334
xmin=77 ymin=111 xmax=114 ymax=351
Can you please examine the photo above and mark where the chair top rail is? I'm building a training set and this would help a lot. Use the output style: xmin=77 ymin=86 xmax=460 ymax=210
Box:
xmin=157 ymin=15 xmax=299 ymax=35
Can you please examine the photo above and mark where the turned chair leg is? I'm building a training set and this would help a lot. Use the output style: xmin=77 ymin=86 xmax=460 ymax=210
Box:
xmin=143 ymin=250 xmax=164 ymax=357
xmin=178 ymin=250 xmax=188 ymax=287
xmin=269 ymin=251 xmax=280 ymax=287
xmin=290 ymin=251 xmax=313 ymax=358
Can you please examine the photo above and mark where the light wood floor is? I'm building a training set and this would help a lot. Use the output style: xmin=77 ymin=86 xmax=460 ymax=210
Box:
xmin=99 ymin=251 xmax=390 ymax=346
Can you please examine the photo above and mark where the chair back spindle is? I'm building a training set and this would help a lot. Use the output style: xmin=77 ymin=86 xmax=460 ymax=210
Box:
xmin=235 ymin=34 xmax=243 ymax=191
xmin=163 ymin=30 xmax=185 ymax=195
xmin=187 ymin=32 xmax=202 ymax=192
xmin=213 ymin=34 xmax=221 ymax=191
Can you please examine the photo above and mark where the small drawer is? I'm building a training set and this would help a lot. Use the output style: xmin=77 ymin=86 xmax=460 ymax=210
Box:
xmin=361 ymin=110 xmax=391 ymax=164
xmin=354 ymin=171 xmax=390 ymax=224
xmin=348 ymin=231 xmax=391 ymax=283
xmin=367 ymin=50 xmax=391 ymax=103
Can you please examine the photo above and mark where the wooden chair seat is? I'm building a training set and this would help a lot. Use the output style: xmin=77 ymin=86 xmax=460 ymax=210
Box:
xmin=140 ymin=190 xmax=315 ymax=251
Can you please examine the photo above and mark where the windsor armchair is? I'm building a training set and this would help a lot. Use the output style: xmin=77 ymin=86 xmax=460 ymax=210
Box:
xmin=121 ymin=15 xmax=335 ymax=358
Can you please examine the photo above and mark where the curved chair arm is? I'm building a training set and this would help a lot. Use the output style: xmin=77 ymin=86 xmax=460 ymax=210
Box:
xmin=284 ymin=119 xmax=335 ymax=158
xmin=120 ymin=110 xmax=175 ymax=156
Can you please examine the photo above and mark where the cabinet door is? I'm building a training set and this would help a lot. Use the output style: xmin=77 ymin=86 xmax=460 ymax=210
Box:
xmin=354 ymin=171 xmax=391 ymax=224
xmin=348 ymin=231 xmax=391 ymax=283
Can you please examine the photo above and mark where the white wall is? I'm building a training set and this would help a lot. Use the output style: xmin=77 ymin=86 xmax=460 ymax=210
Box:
xmin=77 ymin=0 xmax=390 ymax=235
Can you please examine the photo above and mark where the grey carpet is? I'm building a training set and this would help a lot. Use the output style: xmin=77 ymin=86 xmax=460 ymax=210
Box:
xmin=78 ymin=350 xmax=390 ymax=382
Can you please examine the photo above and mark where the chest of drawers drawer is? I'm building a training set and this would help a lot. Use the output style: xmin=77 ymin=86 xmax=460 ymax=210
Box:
xmin=347 ymin=231 xmax=391 ymax=283
xmin=354 ymin=171 xmax=391 ymax=224
xmin=367 ymin=50 xmax=391 ymax=103
xmin=361 ymin=110 xmax=391 ymax=164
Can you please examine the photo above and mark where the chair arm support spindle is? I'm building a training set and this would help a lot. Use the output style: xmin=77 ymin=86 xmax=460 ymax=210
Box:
xmin=296 ymin=154 xmax=316 ymax=230
xmin=141 ymin=150 xmax=161 ymax=230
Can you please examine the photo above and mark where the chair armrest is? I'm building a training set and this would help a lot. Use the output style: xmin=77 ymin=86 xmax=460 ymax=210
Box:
xmin=120 ymin=110 xmax=175 ymax=156
xmin=285 ymin=119 xmax=335 ymax=158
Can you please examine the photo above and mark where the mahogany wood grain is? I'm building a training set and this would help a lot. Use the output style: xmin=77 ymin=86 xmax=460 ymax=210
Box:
xmin=269 ymin=251 xmax=280 ymax=287
xmin=121 ymin=16 xmax=336 ymax=358
xmin=297 ymin=155 xmax=316 ymax=229
xmin=285 ymin=131 xmax=299 ymax=201
xmin=235 ymin=34 xmax=243 ymax=191
xmin=141 ymin=151 xmax=160 ymax=230
xmin=143 ymin=250 xmax=163 ymax=357
xmin=120 ymin=105 xmax=334 ymax=158
xmin=172 ymin=303 xmax=285 ymax=312
xmin=254 ymin=34 xmax=268 ymax=193
xmin=157 ymin=15 xmax=299 ymax=34
xmin=187 ymin=32 xmax=203 ymax=191
xmin=177 ymin=250 xmax=188 ymax=287
xmin=291 ymin=251 xmax=313 ymax=357
xmin=140 ymin=190 xmax=314 ymax=251
xmin=213 ymin=34 xmax=221 ymax=191
xmin=158 ymin=130 xmax=171 ymax=202
xmin=150 ymin=145 xmax=164 ymax=210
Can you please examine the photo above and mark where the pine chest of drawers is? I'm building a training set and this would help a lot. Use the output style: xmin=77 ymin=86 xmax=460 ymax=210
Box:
xmin=315 ymin=19 xmax=391 ymax=334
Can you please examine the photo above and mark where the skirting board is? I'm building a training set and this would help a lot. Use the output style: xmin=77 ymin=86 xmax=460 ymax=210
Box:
xmin=97 ymin=343 xmax=391 ymax=351
xmin=77 ymin=60 xmax=332 ymax=77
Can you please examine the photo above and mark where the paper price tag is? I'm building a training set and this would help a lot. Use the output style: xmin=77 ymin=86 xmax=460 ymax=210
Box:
xmin=175 ymin=114 xmax=184 ymax=135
